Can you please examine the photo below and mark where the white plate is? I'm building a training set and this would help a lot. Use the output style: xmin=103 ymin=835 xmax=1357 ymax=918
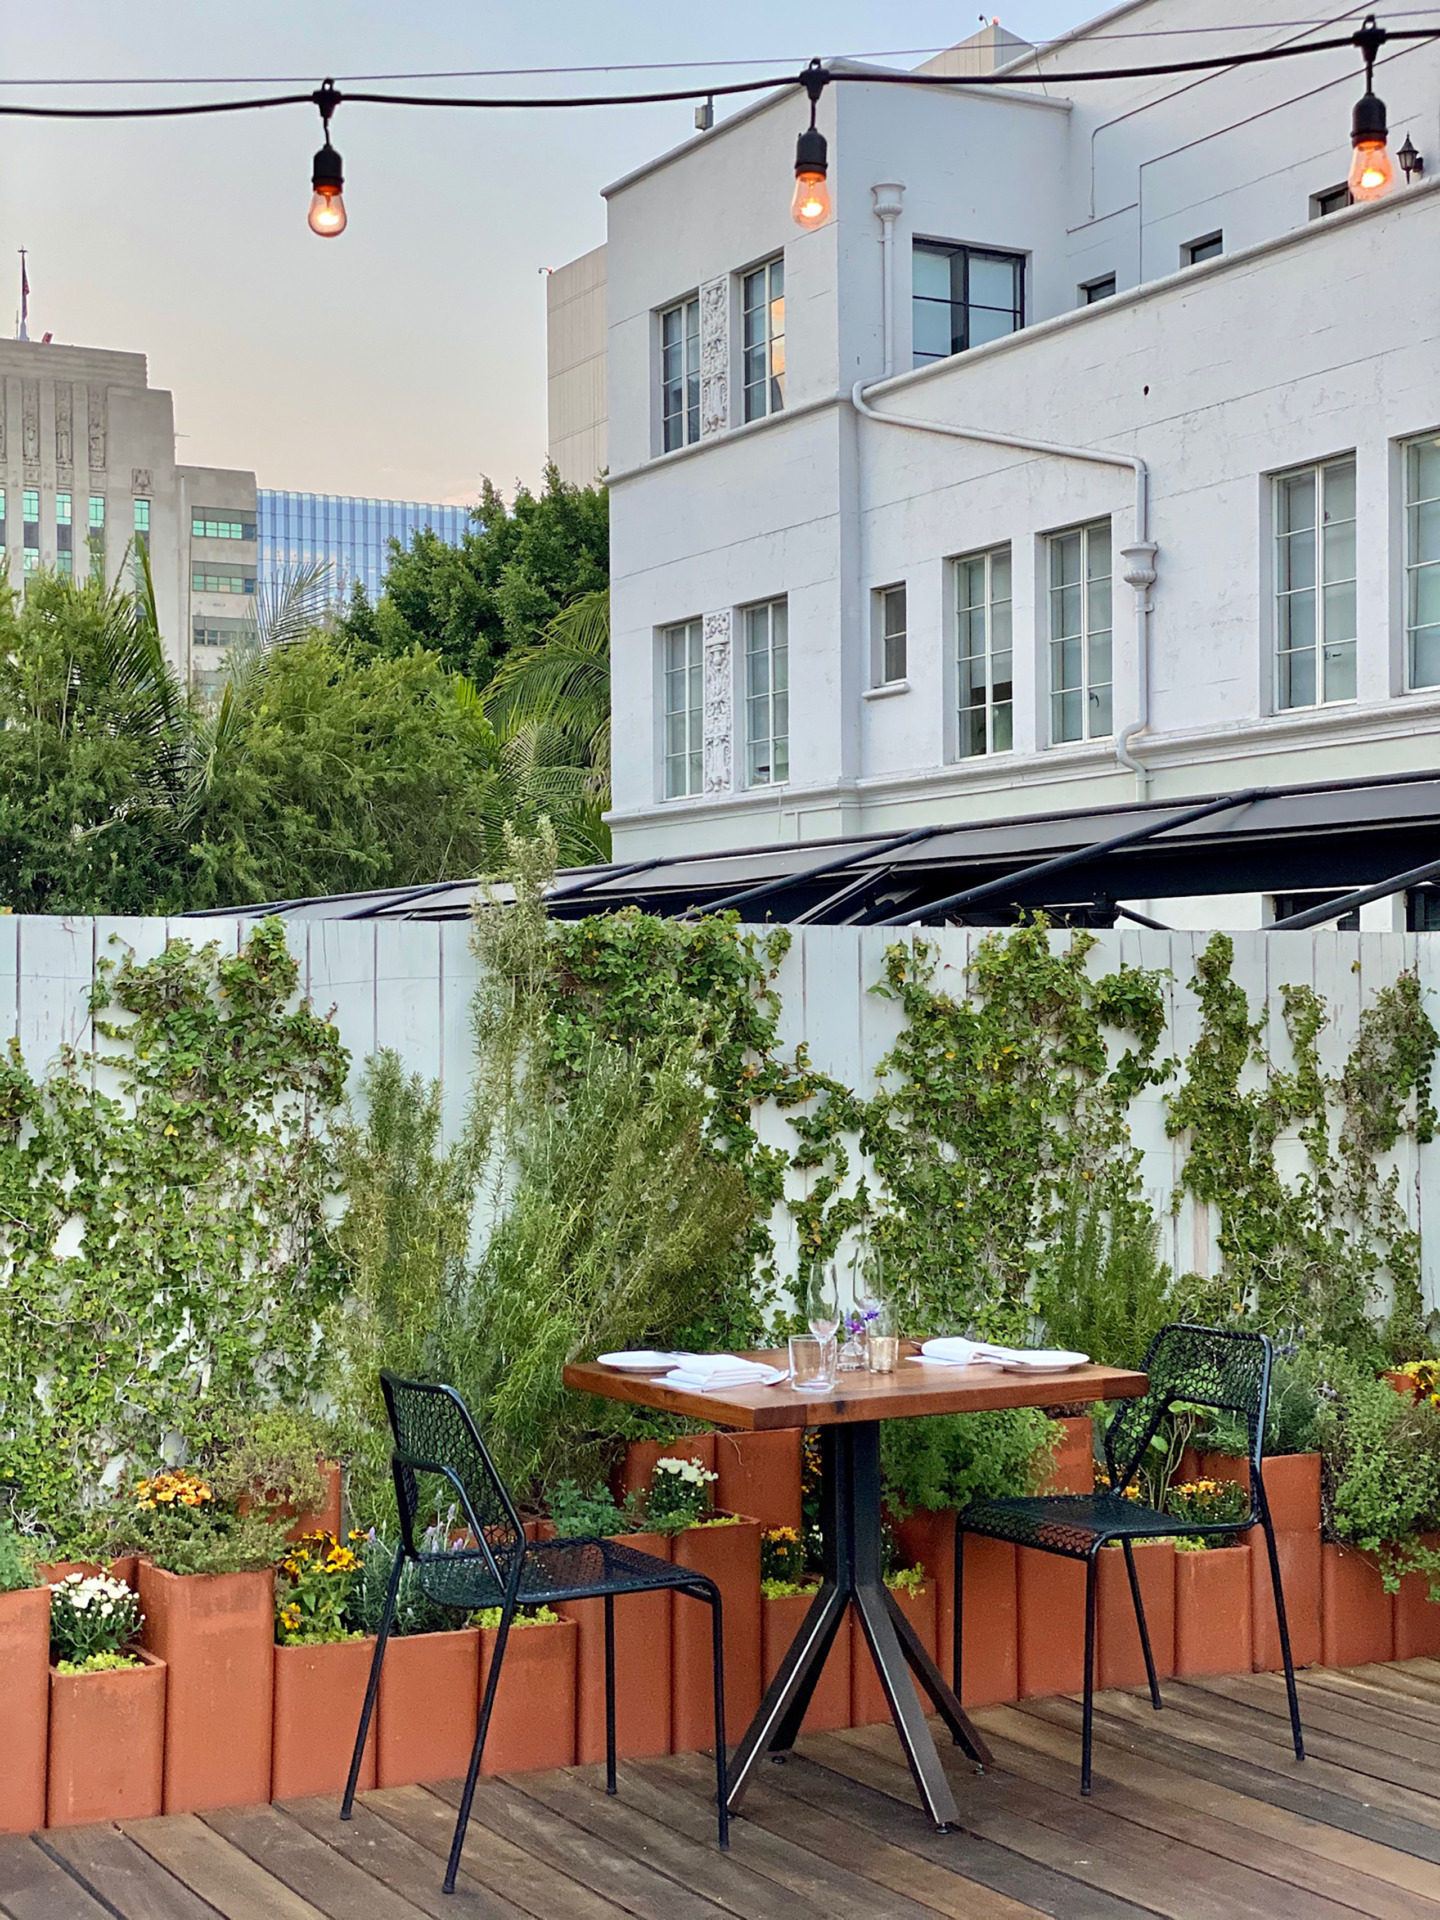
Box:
xmin=596 ymin=1350 xmax=681 ymax=1372
xmin=997 ymin=1350 xmax=1090 ymax=1373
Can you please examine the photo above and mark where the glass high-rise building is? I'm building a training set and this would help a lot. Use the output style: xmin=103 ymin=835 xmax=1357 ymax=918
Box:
xmin=256 ymin=490 xmax=471 ymax=603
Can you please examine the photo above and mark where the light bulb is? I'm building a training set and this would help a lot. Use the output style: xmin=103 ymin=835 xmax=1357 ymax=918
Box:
xmin=1348 ymin=136 xmax=1394 ymax=200
xmin=791 ymin=170 xmax=831 ymax=229
xmin=308 ymin=186 xmax=347 ymax=237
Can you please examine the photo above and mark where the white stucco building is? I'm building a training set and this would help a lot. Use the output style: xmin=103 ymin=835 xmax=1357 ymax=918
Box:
xmin=0 ymin=337 xmax=256 ymax=683
xmin=553 ymin=1 xmax=1440 ymax=928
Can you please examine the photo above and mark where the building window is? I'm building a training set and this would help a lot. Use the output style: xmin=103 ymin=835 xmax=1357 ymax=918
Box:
xmin=913 ymin=242 xmax=1025 ymax=366
xmin=1405 ymin=435 xmax=1440 ymax=689
xmin=1409 ymin=888 xmax=1440 ymax=931
xmin=88 ymin=496 xmax=105 ymax=580
xmin=873 ymin=585 xmax=907 ymax=685
xmin=662 ymin=619 xmax=704 ymax=799
xmin=1272 ymin=891 xmax=1360 ymax=931
xmin=0 ymin=488 xmax=6 ymax=561
xmin=1048 ymin=520 xmax=1112 ymax=744
xmin=742 ymin=258 xmax=785 ymax=422
xmin=55 ymin=493 xmax=72 ymax=577
xmin=1311 ymin=184 xmax=1352 ymax=219
xmin=956 ymin=546 xmax=1013 ymax=757
xmin=1080 ymin=274 xmax=1116 ymax=305
xmin=192 ymin=570 xmax=256 ymax=595
xmin=193 ymin=617 xmax=256 ymax=652
xmin=1184 ymin=232 xmax=1224 ymax=264
xmin=1274 ymin=456 xmax=1356 ymax=709
xmin=22 ymin=488 xmax=38 ymax=575
xmin=660 ymin=296 xmax=701 ymax=451
xmin=744 ymin=598 xmax=789 ymax=785
xmin=191 ymin=512 xmax=256 ymax=540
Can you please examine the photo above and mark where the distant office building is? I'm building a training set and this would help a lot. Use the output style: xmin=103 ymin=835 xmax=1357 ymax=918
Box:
xmin=256 ymin=491 xmax=471 ymax=604
xmin=0 ymin=336 xmax=256 ymax=683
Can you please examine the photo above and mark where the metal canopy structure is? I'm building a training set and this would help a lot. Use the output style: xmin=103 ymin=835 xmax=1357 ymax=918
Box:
xmin=189 ymin=767 xmax=1440 ymax=928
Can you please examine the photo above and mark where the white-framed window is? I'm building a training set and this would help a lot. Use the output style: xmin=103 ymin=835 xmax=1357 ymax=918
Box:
xmin=955 ymin=546 xmax=1013 ymax=757
xmin=1183 ymin=232 xmax=1223 ymax=264
xmin=742 ymin=258 xmax=785 ymax=422
xmin=660 ymin=295 xmax=700 ymax=452
xmin=1405 ymin=435 xmax=1440 ymax=690
xmin=873 ymin=584 xmax=907 ymax=685
xmin=1048 ymin=520 xmax=1112 ymax=743
xmin=744 ymin=598 xmax=788 ymax=785
xmin=662 ymin=619 xmax=704 ymax=798
xmin=1274 ymin=456 xmax=1356 ymax=709
xmin=912 ymin=241 xmax=1025 ymax=365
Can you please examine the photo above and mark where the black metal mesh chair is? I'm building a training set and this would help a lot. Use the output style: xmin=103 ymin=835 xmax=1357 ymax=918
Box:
xmin=956 ymin=1324 xmax=1306 ymax=1792
xmin=341 ymin=1372 xmax=729 ymax=1892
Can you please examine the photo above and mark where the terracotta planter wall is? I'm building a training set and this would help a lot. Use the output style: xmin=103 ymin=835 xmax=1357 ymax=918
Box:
xmin=272 ymin=1637 xmax=378 ymax=1800
xmin=1395 ymin=1534 xmax=1440 ymax=1659
xmin=47 ymin=1650 xmax=165 ymax=1827
xmin=958 ymin=1535 xmax=1019 ymax=1708
xmin=287 ymin=1461 xmax=344 ymax=1545
xmin=850 ymin=1580 xmax=937 ymax=1725
xmin=375 ymin=1627 xmax=480 ymax=1789
xmin=714 ymin=1430 xmax=802 ymax=1533
xmin=761 ymin=1591 xmax=852 ymax=1733
xmin=0 ymin=1587 xmax=51 ymax=1833
xmin=893 ymin=1508 xmax=957 ymax=1687
xmin=477 ymin=1617 xmax=578 ymax=1775
xmin=559 ymin=1531 xmax=672 ymax=1764
xmin=138 ymin=1562 xmax=274 ymax=1816
xmin=1321 ymin=1544 xmax=1396 ymax=1668
xmin=1043 ymin=1416 xmax=1096 ymax=1495
xmin=1197 ymin=1451 xmax=1323 ymax=1671
xmin=619 ymin=1433 xmax=718 ymax=1507
xmin=1174 ymin=1545 xmax=1253 ymax=1678
xmin=1096 ymin=1539 xmax=1176 ymax=1690
xmin=669 ymin=1515 xmax=761 ymax=1753
xmin=1017 ymin=1549 xmax=1087 ymax=1698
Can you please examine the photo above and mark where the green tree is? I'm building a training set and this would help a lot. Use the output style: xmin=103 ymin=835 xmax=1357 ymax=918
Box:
xmin=343 ymin=466 xmax=608 ymax=686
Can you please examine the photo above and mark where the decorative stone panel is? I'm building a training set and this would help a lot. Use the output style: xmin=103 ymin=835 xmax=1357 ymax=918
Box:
xmin=55 ymin=384 xmax=73 ymax=468
xmin=21 ymin=381 xmax=38 ymax=463
xmin=131 ymin=468 xmax=152 ymax=495
xmin=699 ymin=277 xmax=729 ymax=439
xmin=702 ymin=609 xmax=733 ymax=793
xmin=87 ymin=388 xmax=106 ymax=472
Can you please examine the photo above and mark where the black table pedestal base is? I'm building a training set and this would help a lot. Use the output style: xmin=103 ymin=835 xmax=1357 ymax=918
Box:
xmin=725 ymin=1421 xmax=993 ymax=1830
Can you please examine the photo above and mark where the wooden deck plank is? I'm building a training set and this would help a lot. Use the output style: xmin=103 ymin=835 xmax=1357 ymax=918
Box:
xmin=122 ymin=1813 xmax=330 ymax=1920
xmin=39 ymin=1826 xmax=220 ymax=1920
xmin=363 ymin=1783 xmax=631 ymax=1920
xmin=201 ymin=1803 xmax=433 ymax=1920
xmin=280 ymin=1794 xmax=527 ymax=1919
xmin=1186 ymin=1673 xmax=1440 ymax=1764
xmin=0 ymin=1836 xmax=113 ymax=1920
xmin=1002 ymin=1698 xmax=1440 ymax=1910
xmin=650 ymin=1747 xmax=1042 ymax=1920
xmin=971 ymin=1704 xmax=1440 ymax=1920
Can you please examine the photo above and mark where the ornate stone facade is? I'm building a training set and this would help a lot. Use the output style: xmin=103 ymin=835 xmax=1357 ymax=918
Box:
xmin=698 ymin=277 xmax=729 ymax=440
xmin=87 ymin=388 xmax=106 ymax=472
xmin=55 ymin=384 xmax=72 ymax=472
xmin=21 ymin=381 xmax=39 ymax=472
xmin=702 ymin=609 xmax=733 ymax=792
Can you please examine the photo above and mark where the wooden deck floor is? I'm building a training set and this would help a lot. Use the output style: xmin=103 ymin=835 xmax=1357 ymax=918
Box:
xmin=10 ymin=1660 xmax=1440 ymax=1920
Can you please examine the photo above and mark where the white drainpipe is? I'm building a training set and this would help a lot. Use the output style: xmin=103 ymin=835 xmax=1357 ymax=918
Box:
xmin=871 ymin=183 xmax=906 ymax=380
xmin=851 ymin=379 xmax=1157 ymax=795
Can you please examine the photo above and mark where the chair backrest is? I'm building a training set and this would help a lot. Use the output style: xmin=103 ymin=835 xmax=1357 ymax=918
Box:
xmin=1104 ymin=1323 xmax=1273 ymax=1510
xmin=379 ymin=1372 xmax=525 ymax=1579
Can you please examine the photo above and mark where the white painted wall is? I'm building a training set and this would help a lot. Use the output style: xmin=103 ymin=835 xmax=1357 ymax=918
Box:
xmin=13 ymin=914 xmax=1440 ymax=1320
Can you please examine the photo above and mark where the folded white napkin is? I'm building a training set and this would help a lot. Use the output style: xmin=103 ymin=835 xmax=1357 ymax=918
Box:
xmin=914 ymin=1336 xmax=1011 ymax=1365
xmin=663 ymin=1354 xmax=787 ymax=1390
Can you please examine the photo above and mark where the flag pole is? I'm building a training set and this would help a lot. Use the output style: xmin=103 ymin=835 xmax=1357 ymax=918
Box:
xmin=17 ymin=249 xmax=28 ymax=341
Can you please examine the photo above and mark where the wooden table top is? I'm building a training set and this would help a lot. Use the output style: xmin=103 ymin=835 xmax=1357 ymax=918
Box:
xmin=563 ymin=1347 xmax=1148 ymax=1431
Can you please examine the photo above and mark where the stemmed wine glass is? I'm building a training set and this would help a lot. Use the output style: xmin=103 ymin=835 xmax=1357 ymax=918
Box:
xmin=804 ymin=1262 xmax=841 ymax=1348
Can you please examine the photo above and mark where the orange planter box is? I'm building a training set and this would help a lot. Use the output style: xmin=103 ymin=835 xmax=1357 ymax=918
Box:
xmin=1096 ymin=1538 xmax=1175 ymax=1690
xmin=0 ymin=1587 xmax=53 ymax=1833
xmin=1321 ymin=1543 xmax=1395 ymax=1668
xmin=1198 ymin=1452 xmax=1322 ymax=1670
xmin=1043 ymin=1416 xmax=1095 ymax=1495
xmin=670 ymin=1515 xmax=761 ymax=1754
xmin=1395 ymin=1534 xmax=1440 ymax=1659
xmin=893 ymin=1508 xmax=957 ymax=1687
xmin=1017 ymin=1548 xmax=1087 ymax=1698
xmin=761 ymin=1590 xmax=852 ymax=1733
xmin=850 ymin=1579 xmax=937 ymax=1726
xmin=272 ymin=1637 xmax=378 ymax=1800
xmin=138 ymin=1562 xmax=274 ymax=1815
xmin=1174 ymin=1544 xmax=1253 ymax=1677
xmin=559 ymin=1531 xmax=673 ymax=1764
xmin=376 ymin=1626 xmax=480 ymax=1788
xmin=619 ymin=1434 xmax=718 ymax=1506
xmin=47 ymin=1649 xmax=166 ymax=1827
xmin=715 ymin=1430 xmax=802 ymax=1533
xmin=959 ymin=1534 xmax=1019 ymax=1708
xmin=477 ymin=1616 xmax=578 ymax=1775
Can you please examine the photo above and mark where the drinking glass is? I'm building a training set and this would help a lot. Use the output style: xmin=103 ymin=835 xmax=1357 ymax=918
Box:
xmin=867 ymin=1297 xmax=900 ymax=1373
xmin=789 ymin=1332 xmax=837 ymax=1394
xmin=804 ymin=1262 xmax=840 ymax=1347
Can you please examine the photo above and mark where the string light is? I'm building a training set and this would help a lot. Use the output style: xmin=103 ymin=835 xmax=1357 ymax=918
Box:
xmin=1349 ymin=16 xmax=1396 ymax=200
xmin=790 ymin=60 xmax=830 ymax=230
xmin=308 ymin=80 xmax=346 ymax=236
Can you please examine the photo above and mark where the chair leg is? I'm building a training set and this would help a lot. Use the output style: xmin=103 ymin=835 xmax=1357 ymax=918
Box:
xmin=1121 ymin=1537 xmax=1162 ymax=1711
xmin=1258 ymin=1509 xmax=1306 ymax=1763
xmin=444 ymin=1600 xmax=513 ymax=1895
xmin=1081 ymin=1553 xmax=1098 ymax=1796
xmin=342 ymin=1547 xmax=401 ymax=1820
xmin=707 ymin=1586 xmax=729 ymax=1850
xmin=604 ymin=1593 xmax=618 ymax=1796
xmin=952 ymin=1525 xmax=965 ymax=1732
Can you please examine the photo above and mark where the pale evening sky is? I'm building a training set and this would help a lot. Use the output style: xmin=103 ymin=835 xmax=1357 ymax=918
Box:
xmin=1 ymin=4 xmax=1094 ymax=507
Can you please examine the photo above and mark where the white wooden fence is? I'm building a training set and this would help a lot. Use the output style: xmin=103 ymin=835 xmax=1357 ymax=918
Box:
xmin=6 ymin=916 xmax=1438 ymax=1312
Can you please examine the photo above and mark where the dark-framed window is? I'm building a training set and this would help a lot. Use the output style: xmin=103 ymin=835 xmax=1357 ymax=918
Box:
xmin=1272 ymin=892 xmax=1360 ymax=931
xmin=1409 ymin=888 xmax=1440 ymax=931
xmin=912 ymin=241 xmax=1024 ymax=367
xmin=1311 ymin=184 xmax=1352 ymax=219
xmin=1184 ymin=232 xmax=1223 ymax=265
xmin=1081 ymin=274 xmax=1116 ymax=305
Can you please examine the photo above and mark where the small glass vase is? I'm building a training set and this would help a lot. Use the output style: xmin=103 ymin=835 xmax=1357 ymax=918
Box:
xmin=838 ymin=1323 xmax=868 ymax=1372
